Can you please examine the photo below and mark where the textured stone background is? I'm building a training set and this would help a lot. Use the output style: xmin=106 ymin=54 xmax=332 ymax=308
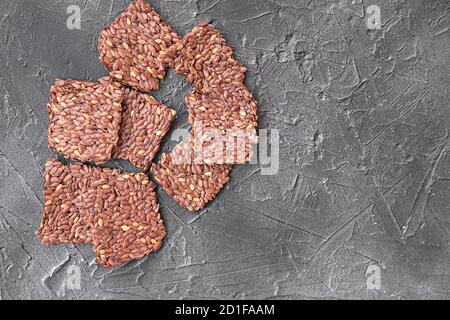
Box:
xmin=0 ymin=0 xmax=449 ymax=299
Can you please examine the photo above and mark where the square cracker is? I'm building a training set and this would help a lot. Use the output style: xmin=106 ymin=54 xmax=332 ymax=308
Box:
xmin=161 ymin=23 xmax=246 ymax=93
xmin=185 ymin=83 xmax=258 ymax=164
xmin=36 ymin=159 xmax=116 ymax=244
xmin=151 ymin=140 xmax=232 ymax=212
xmin=112 ymin=87 xmax=176 ymax=171
xmin=98 ymin=0 xmax=180 ymax=92
xmin=91 ymin=172 xmax=166 ymax=268
xmin=47 ymin=78 xmax=123 ymax=163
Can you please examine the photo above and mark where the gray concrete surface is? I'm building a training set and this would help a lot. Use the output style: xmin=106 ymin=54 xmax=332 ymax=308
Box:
xmin=0 ymin=0 xmax=449 ymax=299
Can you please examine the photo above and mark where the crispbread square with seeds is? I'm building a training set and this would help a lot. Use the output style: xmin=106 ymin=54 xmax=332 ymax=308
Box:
xmin=98 ymin=0 xmax=180 ymax=92
xmin=151 ymin=141 xmax=232 ymax=212
xmin=91 ymin=172 xmax=166 ymax=268
xmin=186 ymin=84 xmax=257 ymax=131
xmin=185 ymin=84 xmax=258 ymax=164
xmin=161 ymin=23 xmax=246 ymax=93
xmin=36 ymin=159 xmax=105 ymax=244
xmin=47 ymin=78 xmax=123 ymax=163
xmin=36 ymin=159 xmax=85 ymax=244
xmin=112 ymin=87 xmax=176 ymax=171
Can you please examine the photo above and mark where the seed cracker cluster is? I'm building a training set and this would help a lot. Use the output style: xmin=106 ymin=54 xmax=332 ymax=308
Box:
xmin=37 ymin=0 xmax=258 ymax=266
xmin=153 ymin=23 xmax=258 ymax=210
xmin=37 ymin=160 xmax=165 ymax=267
